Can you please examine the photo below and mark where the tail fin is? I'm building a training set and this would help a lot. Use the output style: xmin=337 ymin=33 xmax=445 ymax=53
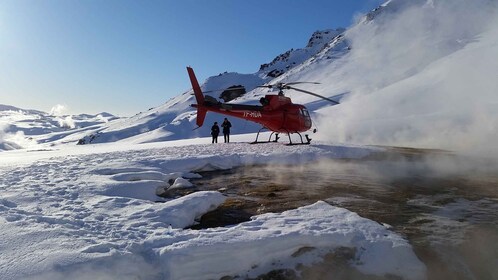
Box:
xmin=187 ymin=66 xmax=206 ymax=127
xmin=196 ymin=107 xmax=207 ymax=127
xmin=187 ymin=66 xmax=204 ymax=104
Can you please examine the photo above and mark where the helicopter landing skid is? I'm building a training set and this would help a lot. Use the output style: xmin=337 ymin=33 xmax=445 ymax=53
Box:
xmin=284 ymin=132 xmax=312 ymax=145
xmin=250 ymin=130 xmax=279 ymax=144
xmin=250 ymin=141 xmax=276 ymax=144
xmin=250 ymin=129 xmax=311 ymax=145
xmin=285 ymin=142 xmax=310 ymax=146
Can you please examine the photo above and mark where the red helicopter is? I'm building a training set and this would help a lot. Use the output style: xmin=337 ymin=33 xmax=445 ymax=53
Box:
xmin=187 ymin=66 xmax=339 ymax=145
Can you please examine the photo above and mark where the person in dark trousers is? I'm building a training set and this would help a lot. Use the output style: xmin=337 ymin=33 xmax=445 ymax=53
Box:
xmin=221 ymin=118 xmax=232 ymax=143
xmin=211 ymin=122 xmax=220 ymax=143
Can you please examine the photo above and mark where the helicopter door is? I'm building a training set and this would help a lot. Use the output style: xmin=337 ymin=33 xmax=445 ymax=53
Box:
xmin=300 ymin=108 xmax=312 ymax=129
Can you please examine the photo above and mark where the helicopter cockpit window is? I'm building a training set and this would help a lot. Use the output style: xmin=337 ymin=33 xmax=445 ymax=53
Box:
xmin=300 ymin=108 xmax=310 ymax=117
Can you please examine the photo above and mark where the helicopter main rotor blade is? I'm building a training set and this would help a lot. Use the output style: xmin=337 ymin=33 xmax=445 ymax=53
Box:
xmin=284 ymin=82 xmax=321 ymax=86
xmin=257 ymin=82 xmax=320 ymax=91
xmin=256 ymin=85 xmax=273 ymax=88
xmin=287 ymin=86 xmax=340 ymax=105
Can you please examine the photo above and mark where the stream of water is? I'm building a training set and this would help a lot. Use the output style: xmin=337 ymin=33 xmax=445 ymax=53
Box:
xmin=188 ymin=150 xmax=498 ymax=279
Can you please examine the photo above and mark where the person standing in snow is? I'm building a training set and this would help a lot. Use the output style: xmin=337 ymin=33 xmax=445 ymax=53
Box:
xmin=221 ymin=118 xmax=232 ymax=143
xmin=211 ymin=122 xmax=220 ymax=143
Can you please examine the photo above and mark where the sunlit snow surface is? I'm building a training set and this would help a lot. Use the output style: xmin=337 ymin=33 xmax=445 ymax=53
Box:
xmin=0 ymin=138 xmax=426 ymax=280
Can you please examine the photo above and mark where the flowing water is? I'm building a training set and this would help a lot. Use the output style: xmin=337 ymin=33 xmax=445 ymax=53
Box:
xmin=186 ymin=148 xmax=498 ymax=280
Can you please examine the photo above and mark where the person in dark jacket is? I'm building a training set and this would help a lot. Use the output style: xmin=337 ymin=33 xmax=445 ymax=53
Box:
xmin=221 ymin=118 xmax=232 ymax=143
xmin=211 ymin=122 xmax=220 ymax=143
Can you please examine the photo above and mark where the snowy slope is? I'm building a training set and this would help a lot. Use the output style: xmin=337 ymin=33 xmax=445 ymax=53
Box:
xmin=310 ymin=0 xmax=498 ymax=156
xmin=74 ymin=74 xmax=265 ymax=146
xmin=316 ymin=22 xmax=498 ymax=155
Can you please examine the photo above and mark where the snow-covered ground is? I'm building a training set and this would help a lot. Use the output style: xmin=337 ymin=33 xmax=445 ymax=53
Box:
xmin=0 ymin=137 xmax=426 ymax=280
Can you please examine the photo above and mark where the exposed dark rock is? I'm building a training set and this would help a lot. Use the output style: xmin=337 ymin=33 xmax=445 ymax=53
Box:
xmin=267 ymin=69 xmax=283 ymax=78
xmin=219 ymin=85 xmax=247 ymax=102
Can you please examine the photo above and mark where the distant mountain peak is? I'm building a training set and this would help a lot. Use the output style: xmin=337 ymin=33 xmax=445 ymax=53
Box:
xmin=362 ymin=0 xmax=429 ymax=23
xmin=0 ymin=104 xmax=45 ymax=115
xmin=0 ymin=104 xmax=20 ymax=111
xmin=258 ymin=28 xmax=345 ymax=78
xmin=306 ymin=29 xmax=345 ymax=49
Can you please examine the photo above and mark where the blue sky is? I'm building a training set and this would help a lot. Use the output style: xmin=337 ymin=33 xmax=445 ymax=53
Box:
xmin=0 ymin=0 xmax=384 ymax=116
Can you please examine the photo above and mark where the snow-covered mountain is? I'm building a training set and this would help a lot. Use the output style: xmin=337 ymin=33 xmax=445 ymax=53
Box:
xmin=2 ymin=0 xmax=497 ymax=156
xmin=258 ymin=28 xmax=345 ymax=78
xmin=0 ymin=104 xmax=118 ymax=151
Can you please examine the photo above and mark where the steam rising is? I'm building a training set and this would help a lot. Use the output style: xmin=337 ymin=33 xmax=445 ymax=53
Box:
xmin=316 ymin=0 xmax=498 ymax=156
xmin=50 ymin=104 xmax=76 ymax=128
xmin=50 ymin=104 xmax=68 ymax=116
xmin=57 ymin=115 xmax=76 ymax=129
xmin=0 ymin=123 xmax=33 ymax=150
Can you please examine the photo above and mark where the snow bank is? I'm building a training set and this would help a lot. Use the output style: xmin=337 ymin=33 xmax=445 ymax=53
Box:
xmin=139 ymin=191 xmax=226 ymax=229
xmin=0 ymin=190 xmax=227 ymax=280
xmin=159 ymin=201 xmax=426 ymax=280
